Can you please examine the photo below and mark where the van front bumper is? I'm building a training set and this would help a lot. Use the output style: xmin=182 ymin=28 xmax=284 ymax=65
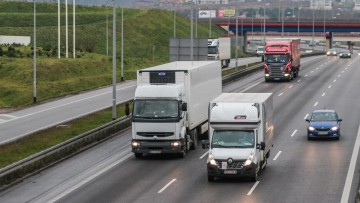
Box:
xmin=207 ymin=162 xmax=256 ymax=178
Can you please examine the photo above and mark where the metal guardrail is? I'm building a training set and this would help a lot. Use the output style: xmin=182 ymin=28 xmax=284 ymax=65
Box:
xmin=0 ymin=52 xmax=327 ymax=189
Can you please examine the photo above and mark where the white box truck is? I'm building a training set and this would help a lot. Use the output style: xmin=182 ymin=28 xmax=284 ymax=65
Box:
xmin=131 ymin=61 xmax=222 ymax=158
xmin=202 ymin=93 xmax=274 ymax=182
xmin=208 ymin=37 xmax=231 ymax=68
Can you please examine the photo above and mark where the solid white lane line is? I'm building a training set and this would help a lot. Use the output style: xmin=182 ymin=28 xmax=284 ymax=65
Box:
xmin=200 ymin=151 xmax=209 ymax=159
xmin=304 ymin=114 xmax=309 ymax=119
xmin=289 ymin=85 xmax=293 ymax=89
xmin=322 ymin=93 xmax=326 ymax=97
xmin=158 ymin=179 xmax=176 ymax=194
xmin=278 ymin=93 xmax=283 ymax=96
xmin=49 ymin=153 xmax=133 ymax=203
xmin=328 ymin=85 xmax=332 ymax=89
xmin=290 ymin=130 xmax=298 ymax=137
xmin=340 ymin=125 xmax=360 ymax=203
xmin=273 ymin=151 xmax=282 ymax=161
xmin=247 ymin=181 xmax=260 ymax=196
xmin=314 ymin=102 xmax=318 ymax=107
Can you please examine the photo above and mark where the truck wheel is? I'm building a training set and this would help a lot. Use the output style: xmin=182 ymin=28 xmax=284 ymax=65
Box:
xmin=134 ymin=153 xmax=143 ymax=158
xmin=208 ymin=175 xmax=215 ymax=182
xmin=178 ymin=138 xmax=187 ymax=158
xmin=190 ymin=130 xmax=198 ymax=150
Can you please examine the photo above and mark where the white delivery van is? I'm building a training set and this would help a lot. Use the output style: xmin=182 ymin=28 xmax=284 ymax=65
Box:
xmin=203 ymin=93 xmax=274 ymax=182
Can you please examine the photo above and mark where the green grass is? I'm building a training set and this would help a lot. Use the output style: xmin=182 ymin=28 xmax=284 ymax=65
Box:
xmin=0 ymin=2 xmax=226 ymax=108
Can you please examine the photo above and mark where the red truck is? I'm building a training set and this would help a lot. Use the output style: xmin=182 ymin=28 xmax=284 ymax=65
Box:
xmin=264 ymin=38 xmax=300 ymax=82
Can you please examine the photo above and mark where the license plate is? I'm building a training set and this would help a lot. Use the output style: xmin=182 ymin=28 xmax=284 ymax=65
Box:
xmin=224 ymin=170 xmax=237 ymax=174
xmin=150 ymin=150 xmax=161 ymax=154
xmin=274 ymin=78 xmax=280 ymax=80
xmin=318 ymin=131 xmax=328 ymax=135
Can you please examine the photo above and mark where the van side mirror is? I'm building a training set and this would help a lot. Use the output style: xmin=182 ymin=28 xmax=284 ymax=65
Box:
xmin=338 ymin=118 xmax=342 ymax=122
xmin=257 ymin=142 xmax=265 ymax=150
xmin=202 ymin=140 xmax=210 ymax=149
xmin=182 ymin=103 xmax=187 ymax=111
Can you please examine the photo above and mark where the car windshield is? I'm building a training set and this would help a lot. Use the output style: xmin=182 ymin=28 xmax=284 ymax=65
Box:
xmin=310 ymin=112 xmax=337 ymax=122
xmin=133 ymin=100 xmax=179 ymax=118
xmin=211 ymin=130 xmax=255 ymax=148
xmin=265 ymin=54 xmax=289 ymax=63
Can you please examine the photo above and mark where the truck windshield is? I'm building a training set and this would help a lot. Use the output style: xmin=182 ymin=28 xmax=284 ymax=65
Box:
xmin=133 ymin=100 xmax=179 ymax=118
xmin=208 ymin=47 xmax=218 ymax=54
xmin=265 ymin=54 xmax=289 ymax=63
xmin=211 ymin=130 xmax=255 ymax=148
xmin=257 ymin=47 xmax=264 ymax=52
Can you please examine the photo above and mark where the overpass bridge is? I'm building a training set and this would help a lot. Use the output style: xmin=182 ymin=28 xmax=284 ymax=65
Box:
xmin=212 ymin=18 xmax=360 ymax=51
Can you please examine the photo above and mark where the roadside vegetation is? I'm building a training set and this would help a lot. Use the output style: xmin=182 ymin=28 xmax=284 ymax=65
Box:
xmin=0 ymin=2 xmax=228 ymax=109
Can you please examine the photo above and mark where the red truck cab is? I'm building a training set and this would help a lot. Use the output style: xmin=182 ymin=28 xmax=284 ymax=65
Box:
xmin=264 ymin=38 xmax=301 ymax=82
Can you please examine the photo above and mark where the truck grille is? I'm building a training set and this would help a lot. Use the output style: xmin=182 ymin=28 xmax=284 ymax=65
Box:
xmin=215 ymin=160 xmax=246 ymax=169
xmin=208 ymin=56 xmax=216 ymax=60
xmin=137 ymin=132 xmax=174 ymax=137
xmin=269 ymin=64 xmax=285 ymax=77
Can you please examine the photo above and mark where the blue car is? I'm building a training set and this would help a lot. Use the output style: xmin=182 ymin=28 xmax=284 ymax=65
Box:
xmin=305 ymin=110 xmax=342 ymax=140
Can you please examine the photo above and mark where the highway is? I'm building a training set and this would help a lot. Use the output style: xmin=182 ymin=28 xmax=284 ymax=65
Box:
xmin=1 ymin=54 xmax=360 ymax=203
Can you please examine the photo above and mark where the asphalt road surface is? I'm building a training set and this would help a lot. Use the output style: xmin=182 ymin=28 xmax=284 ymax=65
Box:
xmin=1 ymin=54 xmax=360 ymax=203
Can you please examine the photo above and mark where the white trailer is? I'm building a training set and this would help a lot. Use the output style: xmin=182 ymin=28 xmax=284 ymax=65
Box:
xmin=203 ymin=93 xmax=274 ymax=182
xmin=208 ymin=37 xmax=231 ymax=68
xmin=131 ymin=61 xmax=222 ymax=158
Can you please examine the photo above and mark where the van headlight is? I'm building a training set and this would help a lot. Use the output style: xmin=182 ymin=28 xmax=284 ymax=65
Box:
xmin=208 ymin=154 xmax=217 ymax=166
xmin=244 ymin=153 xmax=254 ymax=166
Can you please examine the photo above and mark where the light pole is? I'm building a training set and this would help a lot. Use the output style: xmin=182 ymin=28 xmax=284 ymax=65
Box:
xmin=209 ymin=10 xmax=212 ymax=38
xmin=190 ymin=1 xmax=193 ymax=61
xmin=58 ymin=0 xmax=60 ymax=58
xmin=235 ymin=1 xmax=239 ymax=68
xmin=33 ymin=0 xmax=37 ymax=103
xmin=281 ymin=7 xmax=284 ymax=38
xmin=73 ymin=0 xmax=75 ymax=58
xmin=173 ymin=7 xmax=176 ymax=38
xmin=121 ymin=0 xmax=124 ymax=81
xmin=65 ymin=0 xmax=68 ymax=58
xmin=297 ymin=7 xmax=301 ymax=38
xmin=112 ymin=0 xmax=116 ymax=120
xmin=312 ymin=8 xmax=315 ymax=52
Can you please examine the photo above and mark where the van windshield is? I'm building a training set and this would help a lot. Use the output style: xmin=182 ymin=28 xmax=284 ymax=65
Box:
xmin=211 ymin=130 xmax=255 ymax=148
xmin=133 ymin=100 xmax=179 ymax=118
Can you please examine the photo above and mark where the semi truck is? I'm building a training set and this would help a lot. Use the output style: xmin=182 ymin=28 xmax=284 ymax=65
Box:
xmin=264 ymin=38 xmax=301 ymax=82
xmin=202 ymin=93 xmax=274 ymax=182
xmin=208 ymin=37 xmax=231 ymax=68
xmin=131 ymin=61 xmax=222 ymax=158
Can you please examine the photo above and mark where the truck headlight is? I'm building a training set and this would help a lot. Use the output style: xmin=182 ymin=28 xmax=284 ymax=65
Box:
xmin=131 ymin=140 xmax=141 ymax=148
xmin=331 ymin=126 xmax=338 ymax=131
xmin=308 ymin=126 xmax=315 ymax=131
xmin=244 ymin=153 xmax=254 ymax=166
xmin=171 ymin=141 xmax=181 ymax=147
xmin=208 ymin=154 xmax=217 ymax=166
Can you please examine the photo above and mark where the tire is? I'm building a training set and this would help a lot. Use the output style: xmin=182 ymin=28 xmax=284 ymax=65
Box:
xmin=190 ymin=130 xmax=198 ymax=150
xmin=251 ymin=171 xmax=258 ymax=182
xmin=134 ymin=153 xmax=143 ymax=158
xmin=208 ymin=175 xmax=215 ymax=182
xmin=178 ymin=138 xmax=187 ymax=158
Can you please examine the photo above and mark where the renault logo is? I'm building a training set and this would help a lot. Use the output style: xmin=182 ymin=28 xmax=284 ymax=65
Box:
xmin=227 ymin=158 xmax=233 ymax=165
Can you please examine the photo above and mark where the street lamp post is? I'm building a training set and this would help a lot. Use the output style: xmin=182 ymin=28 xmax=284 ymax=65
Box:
xmin=312 ymin=9 xmax=315 ymax=52
xmin=33 ymin=0 xmax=37 ymax=103
xmin=298 ymin=7 xmax=301 ymax=38
xmin=112 ymin=0 xmax=117 ymax=120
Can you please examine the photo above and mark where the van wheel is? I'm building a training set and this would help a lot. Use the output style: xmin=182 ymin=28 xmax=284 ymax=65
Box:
xmin=208 ymin=175 xmax=215 ymax=182
xmin=190 ymin=130 xmax=198 ymax=150
xmin=251 ymin=171 xmax=258 ymax=182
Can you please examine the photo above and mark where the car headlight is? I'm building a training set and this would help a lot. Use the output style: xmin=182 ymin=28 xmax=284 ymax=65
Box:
xmin=244 ymin=152 xmax=254 ymax=166
xmin=208 ymin=154 xmax=217 ymax=166
xmin=308 ymin=126 xmax=316 ymax=131
xmin=331 ymin=126 xmax=338 ymax=131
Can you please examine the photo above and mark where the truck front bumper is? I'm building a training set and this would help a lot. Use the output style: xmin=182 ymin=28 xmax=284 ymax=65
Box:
xmin=131 ymin=139 xmax=186 ymax=154
xmin=207 ymin=162 xmax=256 ymax=178
xmin=265 ymin=74 xmax=291 ymax=81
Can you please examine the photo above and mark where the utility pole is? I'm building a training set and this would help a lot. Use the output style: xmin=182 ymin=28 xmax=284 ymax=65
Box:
xmin=33 ymin=0 xmax=37 ymax=103
xmin=112 ymin=0 xmax=117 ymax=120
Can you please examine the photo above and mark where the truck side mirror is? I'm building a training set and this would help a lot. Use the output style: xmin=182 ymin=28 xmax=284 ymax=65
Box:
xmin=257 ymin=142 xmax=265 ymax=150
xmin=338 ymin=118 xmax=343 ymax=122
xmin=202 ymin=140 xmax=210 ymax=149
xmin=305 ymin=119 xmax=310 ymax=122
xmin=182 ymin=103 xmax=187 ymax=111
